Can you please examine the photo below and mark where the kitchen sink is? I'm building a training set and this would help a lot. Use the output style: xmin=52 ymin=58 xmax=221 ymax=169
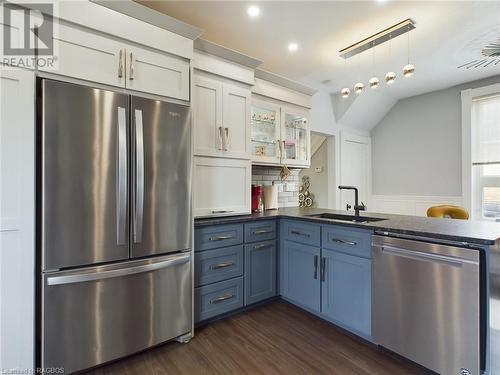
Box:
xmin=307 ymin=213 xmax=387 ymax=223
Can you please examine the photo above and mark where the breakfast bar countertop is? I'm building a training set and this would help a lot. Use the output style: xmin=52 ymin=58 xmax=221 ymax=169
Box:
xmin=194 ymin=207 xmax=500 ymax=246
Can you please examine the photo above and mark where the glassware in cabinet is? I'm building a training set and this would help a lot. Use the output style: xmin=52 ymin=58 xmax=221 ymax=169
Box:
xmin=251 ymin=103 xmax=280 ymax=161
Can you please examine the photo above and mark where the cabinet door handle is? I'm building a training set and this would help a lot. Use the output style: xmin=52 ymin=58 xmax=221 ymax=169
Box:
xmin=218 ymin=126 xmax=224 ymax=150
xmin=224 ymin=127 xmax=230 ymax=151
xmin=278 ymin=138 xmax=282 ymax=158
xmin=253 ymin=229 xmax=272 ymax=235
xmin=313 ymin=255 xmax=318 ymax=279
xmin=209 ymin=262 xmax=235 ymax=270
xmin=291 ymin=230 xmax=310 ymax=237
xmin=254 ymin=243 xmax=272 ymax=250
xmin=129 ymin=51 xmax=135 ymax=80
xmin=210 ymin=293 xmax=235 ymax=304
xmin=330 ymin=237 xmax=357 ymax=246
xmin=209 ymin=235 xmax=235 ymax=241
xmin=212 ymin=210 xmax=235 ymax=214
xmin=320 ymin=257 xmax=326 ymax=282
xmin=282 ymin=140 xmax=286 ymax=159
xmin=118 ymin=49 xmax=123 ymax=78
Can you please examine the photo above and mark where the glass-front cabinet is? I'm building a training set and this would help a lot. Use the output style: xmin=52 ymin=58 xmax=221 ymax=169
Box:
xmin=281 ymin=106 xmax=309 ymax=167
xmin=251 ymin=100 xmax=281 ymax=164
xmin=251 ymin=100 xmax=310 ymax=167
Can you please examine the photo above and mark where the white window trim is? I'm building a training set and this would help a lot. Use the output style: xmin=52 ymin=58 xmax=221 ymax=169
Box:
xmin=461 ymin=82 xmax=500 ymax=218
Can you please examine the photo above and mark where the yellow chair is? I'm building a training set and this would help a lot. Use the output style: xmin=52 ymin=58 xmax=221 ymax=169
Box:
xmin=426 ymin=205 xmax=469 ymax=220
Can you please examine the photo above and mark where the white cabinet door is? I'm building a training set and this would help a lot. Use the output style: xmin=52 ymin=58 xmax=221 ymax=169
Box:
xmin=39 ymin=22 xmax=125 ymax=88
xmin=193 ymin=157 xmax=251 ymax=217
xmin=280 ymin=105 xmax=310 ymax=167
xmin=250 ymin=98 xmax=281 ymax=165
xmin=222 ymin=83 xmax=251 ymax=159
xmin=0 ymin=69 xmax=35 ymax=370
xmin=193 ymin=76 xmax=224 ymax=157
xmin=126 ymin=46 xmax=190 ymax=101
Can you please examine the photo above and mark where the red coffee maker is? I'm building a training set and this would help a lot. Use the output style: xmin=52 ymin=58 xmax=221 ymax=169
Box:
xmin=252 ymin=184 xmax=264 ymax=213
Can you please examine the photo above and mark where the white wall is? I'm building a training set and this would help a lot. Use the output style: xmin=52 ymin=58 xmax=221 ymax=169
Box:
xmin=300 ymin=140 xmax=329 ymax=208
xmin=371 ymin=74 xmax=500 ymax=197
xmin=310 ymin=89 xmax=337 ymax=135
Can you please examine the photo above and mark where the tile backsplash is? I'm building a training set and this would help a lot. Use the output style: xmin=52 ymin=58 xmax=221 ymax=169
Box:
xmin=252 ymin=166 xmax=300 ymax=208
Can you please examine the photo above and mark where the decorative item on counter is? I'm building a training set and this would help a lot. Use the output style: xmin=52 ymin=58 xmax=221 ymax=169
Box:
xmin=263 ymin=181 xmax=278 ymax=210
xmin=251 ymin=184 xmax=264 ymax=213
xmin=279 ymin=165 xmax=291 ymax=181
xmin=298 ymin=176 xmax=314 ymax=207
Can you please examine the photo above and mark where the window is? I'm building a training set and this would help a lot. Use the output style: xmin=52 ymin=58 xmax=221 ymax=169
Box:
xmin=471 ymin=94 xmax=500 ymax=221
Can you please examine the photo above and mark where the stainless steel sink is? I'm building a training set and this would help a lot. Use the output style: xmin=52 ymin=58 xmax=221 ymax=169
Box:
xmin=307 ymin=213 xmax=387 ymax=223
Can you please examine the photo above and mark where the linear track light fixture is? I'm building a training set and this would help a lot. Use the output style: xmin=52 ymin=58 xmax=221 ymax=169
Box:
xmin=339 ymin=19 xmax=416 ymax=59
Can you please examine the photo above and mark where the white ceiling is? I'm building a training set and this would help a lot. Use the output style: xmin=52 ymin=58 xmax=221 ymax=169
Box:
xmin=139 ymin=0 xmax=500 ymax=130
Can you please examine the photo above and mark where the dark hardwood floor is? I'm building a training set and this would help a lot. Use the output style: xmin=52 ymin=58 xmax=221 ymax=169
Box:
xmin=86 ymin=300 xmax=426 ymax=375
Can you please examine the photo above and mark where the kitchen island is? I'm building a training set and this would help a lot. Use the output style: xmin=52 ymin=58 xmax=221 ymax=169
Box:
xmin=194 ymin=208 xmax=500 ymax=375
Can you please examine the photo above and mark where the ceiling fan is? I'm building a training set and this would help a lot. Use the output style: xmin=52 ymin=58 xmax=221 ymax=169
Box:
xmin=458 ymin=39 xmax=500 ymax=69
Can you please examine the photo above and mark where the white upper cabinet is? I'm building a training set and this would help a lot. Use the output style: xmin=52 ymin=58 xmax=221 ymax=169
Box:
xmin=125 ymin=46 xmax=190 ymax=101
xmin=39 ymin=19 xmax=191 ymax=101
xmin=193 ymin=73 xmax=251 ymax=159
xmin=250 ymin=97 xmax=310 ymax=168
xmin=39 ymin=22 xmax=126 ymax=88
xmin=222 ymin=82 xmax=251 ymax=159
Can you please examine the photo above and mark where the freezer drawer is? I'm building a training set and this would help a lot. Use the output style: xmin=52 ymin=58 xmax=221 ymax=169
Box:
xmin=42 ymin=252 xmax=192 ymax=374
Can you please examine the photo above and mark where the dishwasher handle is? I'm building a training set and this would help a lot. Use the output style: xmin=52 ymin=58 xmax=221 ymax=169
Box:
xmin=375 ymin=244 xmax=476 ymax=267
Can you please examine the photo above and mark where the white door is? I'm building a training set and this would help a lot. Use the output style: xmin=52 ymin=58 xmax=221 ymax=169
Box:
xmin=0 ymin=69 xmax=35 ymax=370
xmin=340 ymin=131 xmax=371 ymax=211
xmin=126 ymin=46 xmax=190 ymax=101
xmin=39 ymin=21 xmax=125 ymax=88
xmin=280 ymin=105 xmax=310 ymax=168
xmin=222 ymin=83 xmax=251 ymax=159
xmin=193 ymin=157 xmax=251 ymax=217
xmin=193 ymin=76 xmax=224 ymax=157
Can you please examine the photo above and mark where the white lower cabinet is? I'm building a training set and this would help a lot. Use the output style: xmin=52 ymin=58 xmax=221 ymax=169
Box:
xmin=193 ymin=157 xmax=251 ymax=217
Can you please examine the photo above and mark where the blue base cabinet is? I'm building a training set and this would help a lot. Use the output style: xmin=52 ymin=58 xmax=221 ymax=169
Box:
xmin=281 ymin=240 xmax=321 ymax=312
xmin=245 ymin=240 xmax=276 ymax=305
xmin=321 ymin=249 xmax=371 ymax=337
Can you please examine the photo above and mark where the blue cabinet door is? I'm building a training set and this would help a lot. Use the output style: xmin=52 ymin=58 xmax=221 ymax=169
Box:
xmin=281 ymin=240 xmax=321 ymax=312
xmin=321 ymin=248 xmax=372 ymax=337
xmin=244 ymin=240 xmax=276 ymax=305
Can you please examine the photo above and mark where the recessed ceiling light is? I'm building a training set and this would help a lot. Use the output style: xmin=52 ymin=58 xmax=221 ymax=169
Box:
xmin=247 ymin=5 xmax=260 ymax=18
xmin=288 ymin=42 xmax=298 ymax=52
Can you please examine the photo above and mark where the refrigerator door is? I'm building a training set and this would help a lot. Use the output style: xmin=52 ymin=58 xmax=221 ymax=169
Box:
xmin=42 ymin=252 xmax=192 ymax=374
xmin=41 ymin=80 xmax=129 ymax=270
xmin=131 ymin=97 xmax=191 ymax=258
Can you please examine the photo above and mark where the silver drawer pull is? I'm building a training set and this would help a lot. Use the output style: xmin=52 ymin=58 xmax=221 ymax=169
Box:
xmin=253 ymin=229 xmax=272 ymax=235
xmin=210 ymin=293 xmax=235 ymax=304
xmin=331 ymin=237 xmax=357 ymax=246
xmin=209 ymin=262 xmax=235 ymax=270
xmin=254 ymin=243 xmax=272 ymax=250
xmin=212 ymin=210 xmax=235 ymax=214
xmin=209 ymin=235 xmax=235 ymax=241
xmin=291 ymin=230 xmax=310 ymax=237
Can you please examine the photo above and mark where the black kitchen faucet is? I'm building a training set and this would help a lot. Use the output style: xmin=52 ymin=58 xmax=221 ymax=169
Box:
xmin=338 ymin=186 xmax=366 ymax=217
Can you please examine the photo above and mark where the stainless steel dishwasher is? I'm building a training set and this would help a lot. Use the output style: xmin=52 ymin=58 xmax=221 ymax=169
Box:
xmin=372 ymin=234 xmax=482 ymax=375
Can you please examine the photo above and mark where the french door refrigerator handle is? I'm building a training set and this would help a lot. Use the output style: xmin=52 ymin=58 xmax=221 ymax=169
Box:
xmin=46 ymin=253 xmax=191 ymax=286
xmin=116 ymin=106 xmax=127 ymax=246
xmin=134 ymin=109 xmax=145 ymax=243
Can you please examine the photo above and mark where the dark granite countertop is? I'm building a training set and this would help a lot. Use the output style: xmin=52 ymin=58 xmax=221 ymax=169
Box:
xmin=194 ymin=207 xmax=500 ymax=246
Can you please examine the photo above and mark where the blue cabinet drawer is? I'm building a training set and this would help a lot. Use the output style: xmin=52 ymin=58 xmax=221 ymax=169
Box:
xmin=195 ymin=224 xmax=243 ymax=252
xmin=281 ymin=220 xmax=321 ymax=247
xmin=195 ymin=245 xmax=244 ymax=287
xmin=194 ymin=277 xmax=244 ymax=322
xmin=245 ymin=220 xmax=276 ymax=243
xmin=322 ymin=225 xmax=372 ymax=258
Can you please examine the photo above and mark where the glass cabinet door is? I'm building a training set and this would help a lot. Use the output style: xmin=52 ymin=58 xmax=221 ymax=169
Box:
xmin=251 ymin=100 xmax=281 ymax=164
xmin=281 ymin=107 xmax=309 ymax=166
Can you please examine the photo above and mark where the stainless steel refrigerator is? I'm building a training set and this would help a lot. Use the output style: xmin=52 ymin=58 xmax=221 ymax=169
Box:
xmin=39 ymin=79 xmax=192 ymax=374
